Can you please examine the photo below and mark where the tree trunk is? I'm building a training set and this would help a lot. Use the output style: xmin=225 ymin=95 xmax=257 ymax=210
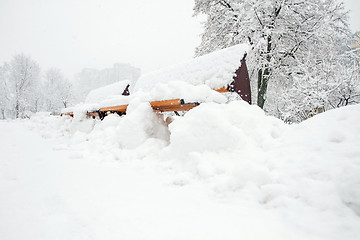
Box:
xmin=15 ymin=99 xmax=20 ymax=118
xmin=257 ymin=35 xmax=272 ymax=109
xmin=257 ymin=67 xmax=270 ymax=109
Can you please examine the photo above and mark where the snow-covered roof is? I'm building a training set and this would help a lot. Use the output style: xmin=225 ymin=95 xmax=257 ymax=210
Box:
xmin=85 ymin=80 xmax=131 ymax=104
xmin=133 ymin=44 xmax=249 ymax=92
xmin=62 ymin=44 xmax=249 ymax=113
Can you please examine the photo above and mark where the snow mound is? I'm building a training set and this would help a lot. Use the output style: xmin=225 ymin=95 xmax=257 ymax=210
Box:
xmin=134 ymin=44 xmax=249 ymax=92
xmin=60 ymin=103 xmax=99 ymax=115
xmin=287 ymin=104 xmax=360 ymax=216
xmin=169 ymin=100 xmax=284 ymax=153
xmin=97 ymin=102 xmax=170 ymax=149
xmin=85 ymin=80 xmax=131 ymax=104
xmin=10 ymin=103 xmax=360 ymax=240
xmin=165 ymin=103 xmax=360 ymax=239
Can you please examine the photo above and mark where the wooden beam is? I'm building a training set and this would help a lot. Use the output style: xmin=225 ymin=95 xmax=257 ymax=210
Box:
xmin=61 ymin=112 xmax=74 ymax=117
xmin=100 ymin=105 xmax=128 ymax=113
xmin=150 ymin=99 xmax=182 ymax=108
xmin=86 ymin=112 xmax=99 ymax=118
xmin=215 ymin=87 xmax=228 ymax=93
xmin=153 ymin=103 xmax=198 ymax=112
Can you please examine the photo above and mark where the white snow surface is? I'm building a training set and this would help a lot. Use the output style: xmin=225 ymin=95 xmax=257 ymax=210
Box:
xmin=1 ymin=103 xmax=360 ymax=240
xmin=60 ymin=103 xmax=99 ymax=115
xmin=134 ymin=44 xmax=249 ymax=92
xmin=85 ymin=80 xmax=131 ymax=104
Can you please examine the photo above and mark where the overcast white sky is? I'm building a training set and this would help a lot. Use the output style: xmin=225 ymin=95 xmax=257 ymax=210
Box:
xmin=0 ymin=0 xmax=359 ymax=80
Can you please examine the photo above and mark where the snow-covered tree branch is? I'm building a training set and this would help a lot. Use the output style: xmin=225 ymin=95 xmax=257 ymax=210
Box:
xmin=194 ymin=0 xmax=360 ymax=122
xmin=43 ymin=68 xmax=74 ymax=113
xmin=0 ymin=54 xmax=75 ymax=118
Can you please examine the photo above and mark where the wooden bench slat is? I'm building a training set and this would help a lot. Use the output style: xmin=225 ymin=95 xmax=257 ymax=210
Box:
xmin=63 ymin=99 xmax=198 ymax=118
xmin=100 ymin=105 xmax=128 ymax=112
xmin=87 ymin=112 xmax=99 ymax=117
xmin=153 ymin=103 xmax=198 ymax=112
xmin=150 ymin=99 xmax=182 ymax=107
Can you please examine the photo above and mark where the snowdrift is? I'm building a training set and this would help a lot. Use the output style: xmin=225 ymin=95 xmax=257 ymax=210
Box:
xmin=2 ymin=102 xmax=359 ymax=240
xmin=41 ymin=102 xmax=360 ymax=239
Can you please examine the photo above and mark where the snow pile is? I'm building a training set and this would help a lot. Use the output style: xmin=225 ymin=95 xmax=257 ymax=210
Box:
xmin=85 ymin=80 xmax=131 ymax=104
xmin=284 ymin=105 xmax=360 ymax=217
xmin=168 ymin=101 xmax=284 ymax=153
xmin=1 ymin=103 xmax=360 ymax=240
xmin=88 ymin=102 xmax=170 ymax=150
xmin=60 ymin=103 xmax=99 ymax=117
xmin=97 ymin=81 xmax=228 ymax=108
xmin=134 ymin=44 xmax=249 ymax=92
xmin=163 ymin=103 xmax=360 ymax=239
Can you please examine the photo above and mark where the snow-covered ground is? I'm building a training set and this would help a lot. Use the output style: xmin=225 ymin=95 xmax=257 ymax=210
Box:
xmin=1 ymin=101 xmax=360 ymax=240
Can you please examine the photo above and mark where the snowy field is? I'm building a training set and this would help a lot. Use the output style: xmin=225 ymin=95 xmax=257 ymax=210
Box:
xmin=1 ymin=101 xmax=360 ymax=240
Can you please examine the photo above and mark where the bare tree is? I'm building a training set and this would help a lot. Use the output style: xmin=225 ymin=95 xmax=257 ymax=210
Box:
xmin=43 ymin=68 xmax=73 ymax=113
xmin=8 ymin=54 xmax=40 ymax=118
xmin=0 ymin=63 xmax=10 ymax=119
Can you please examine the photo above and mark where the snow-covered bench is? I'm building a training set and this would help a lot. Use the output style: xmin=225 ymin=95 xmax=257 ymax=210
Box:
xmin=61 ymin=44 xmax=251 ymax=119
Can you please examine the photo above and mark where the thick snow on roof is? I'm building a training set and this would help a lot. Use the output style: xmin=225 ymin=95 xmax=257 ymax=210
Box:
xmin=134 ymin=44 xmax=249 ymax=92
xmin=85 ymin=80 xmax=131 ymax=104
